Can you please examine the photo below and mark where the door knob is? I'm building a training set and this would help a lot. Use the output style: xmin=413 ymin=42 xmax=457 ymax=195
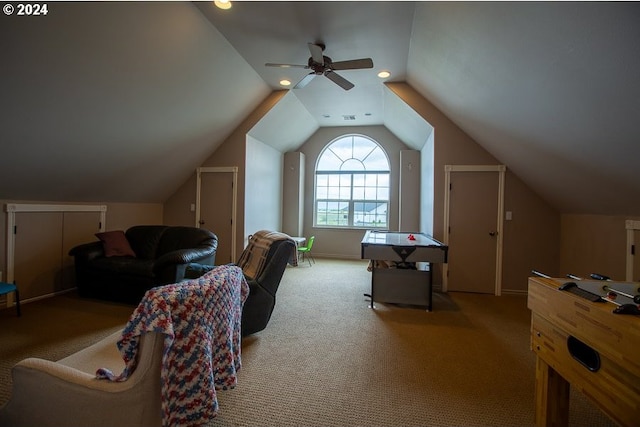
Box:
xmin=199 ymin=220 xmax=205 ymax=225
xmin=489 ymin=231 xmax=497 ymax=237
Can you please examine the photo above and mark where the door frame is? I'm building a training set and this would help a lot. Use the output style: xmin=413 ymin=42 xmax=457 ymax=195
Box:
xmin=442 ymin=165 xmax=506 ymax=295
xmin=196 ymin=166 xmax=238 ymax=262
xmin=625 ymin=220 xmax=640 ymax=281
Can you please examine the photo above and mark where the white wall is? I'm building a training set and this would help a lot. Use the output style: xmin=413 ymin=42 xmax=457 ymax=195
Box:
xmin=421 ymin=131 xmax=435 ymax=236
xmin=245 ymin=136 xmax=283 ymax=236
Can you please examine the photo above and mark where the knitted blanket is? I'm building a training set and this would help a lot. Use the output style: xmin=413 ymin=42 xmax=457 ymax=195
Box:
xmin=237 ymin=230 xmax=296 ymax=279
xmin=96 ymin=264 xmax=249 ymax=427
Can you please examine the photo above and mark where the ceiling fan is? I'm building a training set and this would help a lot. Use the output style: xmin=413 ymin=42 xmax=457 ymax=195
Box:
xmin=265 ymin=42 xmax=373 ymax=91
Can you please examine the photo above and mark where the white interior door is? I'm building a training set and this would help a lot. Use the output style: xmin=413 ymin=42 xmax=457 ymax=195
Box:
xmin=626 ymin=220 xmax=640 ymax=281
xmin=443 ymin=165 xmax=505 ymax=295
xmin=197 ymin=167 xmax=237 ymax=265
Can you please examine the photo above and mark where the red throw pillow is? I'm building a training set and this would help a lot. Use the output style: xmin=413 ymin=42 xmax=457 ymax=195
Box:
xmin=95 ymin=230 xmax=136 ymax=257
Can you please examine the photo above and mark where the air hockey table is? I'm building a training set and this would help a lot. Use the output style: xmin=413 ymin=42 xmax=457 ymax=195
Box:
xmin=360 ymin=230 xmax=448 ymax=310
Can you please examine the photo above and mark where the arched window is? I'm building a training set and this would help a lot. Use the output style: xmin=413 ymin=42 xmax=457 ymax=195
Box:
xmin=315 ymin=135 xmax=390 ymax=228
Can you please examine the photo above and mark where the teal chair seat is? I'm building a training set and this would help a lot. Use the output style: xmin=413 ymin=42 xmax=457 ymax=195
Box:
xmin=0 ymin=282 xmax=20 ymax=317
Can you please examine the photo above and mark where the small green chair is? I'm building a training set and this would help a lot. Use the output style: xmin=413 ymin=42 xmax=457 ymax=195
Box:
xmin=0 ymin=282 xmax=20 ymax=317
xmin=297 ymin=236 xmax=315 ymax=267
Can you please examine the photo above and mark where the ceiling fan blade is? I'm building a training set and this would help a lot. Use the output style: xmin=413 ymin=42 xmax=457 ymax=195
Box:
xmin=330 ymin=58 xmax=374 ymax=70
xmin=308 ymin=42 xmax=325 ymax=65
xmin=265 ymin=63 xmax=309 ymax=69
xmin=325 ymin=71 xmax=354 ymax=91
xmin=294 ymin=73 xmax=316 ymax=89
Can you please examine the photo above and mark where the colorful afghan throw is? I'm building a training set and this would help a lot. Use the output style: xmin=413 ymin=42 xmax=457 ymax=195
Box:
xmin=237 ymin=230 xmax=296 ymax=279
xmin=96 ymin=264 xmax=249 ymax=427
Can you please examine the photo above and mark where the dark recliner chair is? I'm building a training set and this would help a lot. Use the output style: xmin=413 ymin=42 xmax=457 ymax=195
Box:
xmin=186 ymin=236 xmax=295 ymax=337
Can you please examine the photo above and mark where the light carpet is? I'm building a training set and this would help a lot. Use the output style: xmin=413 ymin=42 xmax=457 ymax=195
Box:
xmin=0 ymin=259 xmax=615 ymax=426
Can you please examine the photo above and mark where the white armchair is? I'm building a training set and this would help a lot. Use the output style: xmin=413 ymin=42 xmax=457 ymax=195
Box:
xmin=0 ymin=264 xmax=248 ymax=427
xmin=0 ymin=329 xmax=164 ymax=427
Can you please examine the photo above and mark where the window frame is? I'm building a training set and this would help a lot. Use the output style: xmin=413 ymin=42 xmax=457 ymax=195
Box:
xmin=313 ymin=135 xmax=390 ymax=230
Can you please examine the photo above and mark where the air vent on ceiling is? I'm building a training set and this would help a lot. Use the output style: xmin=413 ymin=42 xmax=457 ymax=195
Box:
xmin=343 ymin=115 xmax=356 ymax=121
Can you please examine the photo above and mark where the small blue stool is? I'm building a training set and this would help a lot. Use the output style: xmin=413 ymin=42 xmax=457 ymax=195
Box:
xmin=0 ymin=282 xmax=20 ymax=317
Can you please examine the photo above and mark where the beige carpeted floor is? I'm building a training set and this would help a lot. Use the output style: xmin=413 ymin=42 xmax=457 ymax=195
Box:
xmin=0 ymin=258 xmax=616 ymax=426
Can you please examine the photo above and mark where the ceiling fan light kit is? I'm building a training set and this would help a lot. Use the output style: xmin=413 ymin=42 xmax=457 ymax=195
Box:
xmin=213 ymin=0 xmax=232 ymax=10
xmin=265 ymin=42 xmax=373 ymax=91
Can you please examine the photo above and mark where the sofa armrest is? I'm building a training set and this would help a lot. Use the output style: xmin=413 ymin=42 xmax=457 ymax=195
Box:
xmin=0 ymin=333 xmax=164 ymax=427
xmin=13 ymin=357 xmax=133 ymax=392
xmin=0 ymin=358 xmax=142 ymax=427
xmin=154 ymin=248 xmax=215 ymax=270
xmin=68 ymin=241 xmax=104 ymax=262
xmin=153 ymin=249 xmax=216 ymax=285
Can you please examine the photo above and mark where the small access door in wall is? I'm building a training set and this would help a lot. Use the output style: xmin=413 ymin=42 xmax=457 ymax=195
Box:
xmin=5 ymin=203 xmax=106 ymax=305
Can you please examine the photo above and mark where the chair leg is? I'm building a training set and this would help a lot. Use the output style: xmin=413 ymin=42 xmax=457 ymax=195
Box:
xmin=15 ymin=288 xmax=20 ymax=317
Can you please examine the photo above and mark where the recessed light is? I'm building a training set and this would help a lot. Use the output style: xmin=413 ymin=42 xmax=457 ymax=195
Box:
xmin=280 ymin=79 xmax=291 ymax=86
xmin=377 ymin=71 xmax=391 ymax=79
xmin=214 ymin=0 xmax=232 ymax=10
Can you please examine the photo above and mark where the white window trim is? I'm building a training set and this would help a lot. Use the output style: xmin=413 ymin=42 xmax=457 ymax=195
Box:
xmin=313 ymin=135 xmax=390 ymax=229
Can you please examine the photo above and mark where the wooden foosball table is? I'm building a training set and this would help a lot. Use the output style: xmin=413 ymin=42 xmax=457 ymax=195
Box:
xmin=527 ymin=276 xmax=640 ymax=427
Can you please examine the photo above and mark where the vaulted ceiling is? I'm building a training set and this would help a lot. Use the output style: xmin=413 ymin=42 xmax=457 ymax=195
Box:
xmin=1 ymin=2 xmax=639 ymax=215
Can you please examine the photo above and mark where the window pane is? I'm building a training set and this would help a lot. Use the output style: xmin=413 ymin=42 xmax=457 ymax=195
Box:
xmin=317 ymin=149 xmax=343 ymax=171
xmin=316 ymin=201 xmax=349 ymax=226
xmin=364 ymin=147 xmax=390 ymax=171
xmin=328 ymin=138 xmax=353 ymax=160
xmin=364 ymin=187 xmax=377 ymax=199
xmin=354 ymin=202 xmax=387 ymax=228
xmin=317 ymin=187 xmax=328 ymax=199
xmin=352 ymin=136 xmax=377 ymax=160
xmin=377 ymin=187 xmax=389 ymax=200
xmin=342 ymin=158 xmax=364 ymax=172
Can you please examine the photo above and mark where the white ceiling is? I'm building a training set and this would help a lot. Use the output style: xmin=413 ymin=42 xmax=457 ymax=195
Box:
xmin=1 ymin=1 xmax=639 ymax=216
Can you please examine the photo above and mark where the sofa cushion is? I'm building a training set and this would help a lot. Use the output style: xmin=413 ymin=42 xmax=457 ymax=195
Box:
xmin=89 ymin=257 xmax=155 ymax=277
xmin=95 ymin=231 xmax=136 ymax=258
xmin=125 ymin=226 xmax=168 ymax=260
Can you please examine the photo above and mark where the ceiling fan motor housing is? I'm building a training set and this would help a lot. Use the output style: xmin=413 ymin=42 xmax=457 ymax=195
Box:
xmin=307 ymin=55 xmax=334 ymax=74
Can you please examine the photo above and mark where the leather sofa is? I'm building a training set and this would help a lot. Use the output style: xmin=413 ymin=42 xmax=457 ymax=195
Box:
xmin=69 ymin=225 xmax=217 ymax=304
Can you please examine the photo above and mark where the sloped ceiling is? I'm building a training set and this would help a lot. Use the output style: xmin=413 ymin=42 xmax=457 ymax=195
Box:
xmin=407 ymin=2 xmax=640 ymax=215
xmin=0 ymin=1 xmax=270 ymax=202
xmin=1 ymin=1 xmax=639 ymax=216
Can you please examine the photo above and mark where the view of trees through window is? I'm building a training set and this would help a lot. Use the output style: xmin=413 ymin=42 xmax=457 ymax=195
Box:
xmin=315 ymin=135 xmax=390 ymax=228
